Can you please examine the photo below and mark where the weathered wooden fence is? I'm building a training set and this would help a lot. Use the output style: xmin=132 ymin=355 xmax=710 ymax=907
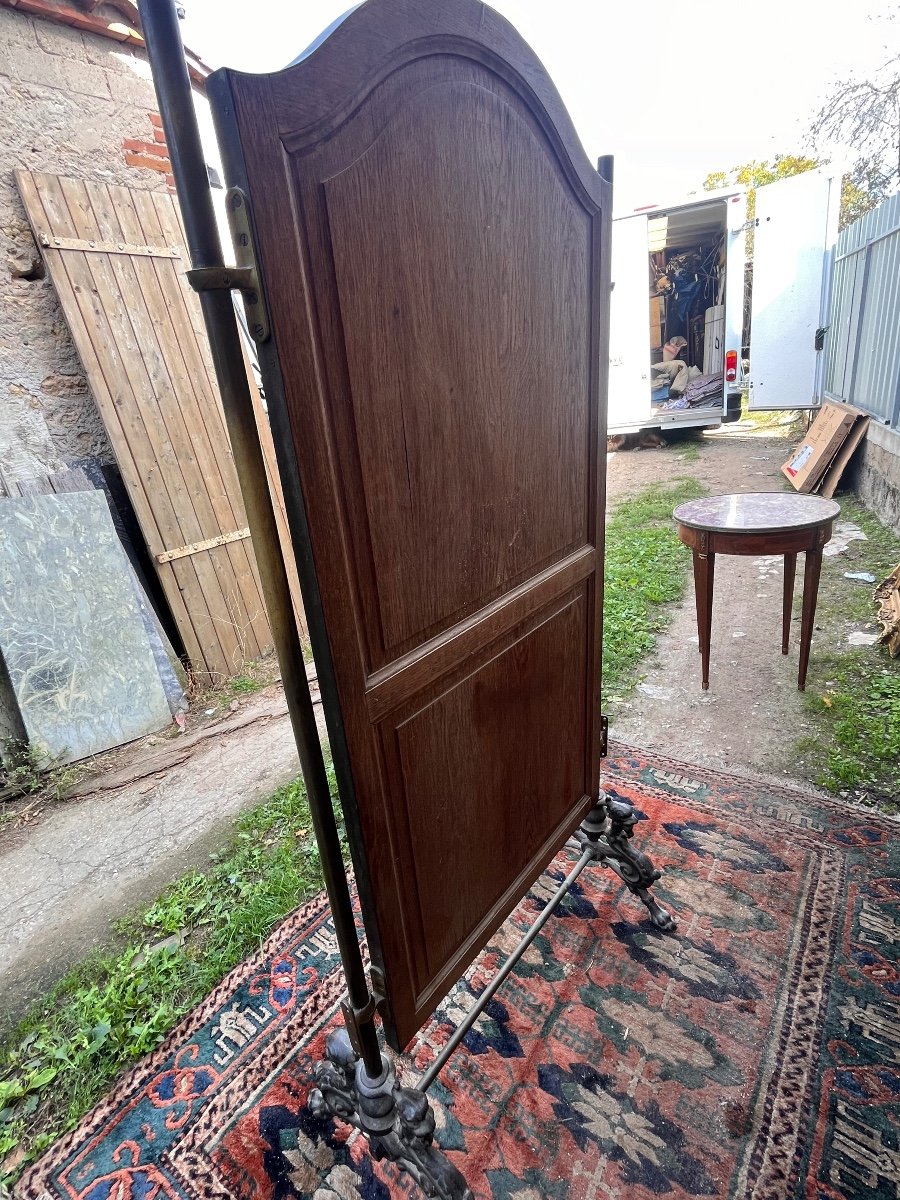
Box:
xmin=17 ymin=169 xmax=307 ymax=683
xmin=824 ymin=192 xmax=900 ymax=430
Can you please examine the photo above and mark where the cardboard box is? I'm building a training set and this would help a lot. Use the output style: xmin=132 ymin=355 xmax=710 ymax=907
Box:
xmin=819 ymin=410 xmax=870 ymax=498
xmin=782 ymin=402 xmax=858 ymax=493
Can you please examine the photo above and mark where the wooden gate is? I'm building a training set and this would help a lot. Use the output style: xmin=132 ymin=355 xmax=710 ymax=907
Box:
xmin=17 ymin=169 xmax=275 ymax=682
xmin=211 ymin=0 xmax=611 ymax=1047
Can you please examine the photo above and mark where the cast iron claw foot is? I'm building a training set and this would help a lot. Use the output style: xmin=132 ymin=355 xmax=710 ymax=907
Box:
xmin=573 ymin=793 xmax=677 ymax=932
xmin=308 ymin=1028 xmax=473 ymax=1200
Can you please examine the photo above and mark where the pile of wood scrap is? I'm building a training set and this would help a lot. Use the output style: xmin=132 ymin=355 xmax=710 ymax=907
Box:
xmin=781 ymin=400 xmax=869 ymax=497
xmin=875 ymin=562 xmax=900 ymax=657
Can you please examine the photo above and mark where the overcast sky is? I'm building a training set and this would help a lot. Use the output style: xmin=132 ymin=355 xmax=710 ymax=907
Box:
xmin=181 ymin=0 xmax=896 ymax=209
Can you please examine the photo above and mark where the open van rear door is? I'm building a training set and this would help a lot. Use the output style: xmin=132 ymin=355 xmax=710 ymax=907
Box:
xmin=748 ymin=167 xmax=840 ymax=409
xmin=607 ymin=212 xmax=652 ymax=429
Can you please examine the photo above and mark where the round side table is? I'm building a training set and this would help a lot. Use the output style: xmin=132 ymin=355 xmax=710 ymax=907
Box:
xmin=673 ymin=492 xmax=840 ymax=691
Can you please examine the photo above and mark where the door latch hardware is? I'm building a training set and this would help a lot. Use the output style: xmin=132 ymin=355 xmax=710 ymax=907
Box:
xmin=186 ymin=187 xmax=269 ymax=343
xmin=600 ymin=713 xmax=609 ymax=758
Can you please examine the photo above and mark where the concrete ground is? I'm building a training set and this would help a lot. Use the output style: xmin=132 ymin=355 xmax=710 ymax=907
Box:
xmin=0 ymin=415 xmax=872 ymax=1026
xmin=0 ymin=675 xmax=320 ymax=1023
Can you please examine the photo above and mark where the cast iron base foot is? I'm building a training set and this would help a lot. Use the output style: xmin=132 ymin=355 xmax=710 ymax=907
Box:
xmin=308 ymin=1028 xmax=473 ymax=1199
xmin=574 ymin=792 xmax=677 ymax=931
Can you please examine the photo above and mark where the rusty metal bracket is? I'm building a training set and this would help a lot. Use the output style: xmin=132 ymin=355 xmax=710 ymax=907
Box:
xmin=340 ymin=966 xmax=389 ymax=1058
xmin=39 ymin=232 xmax=181 ymax=259
xmin=186 ymin=187 xmax=269 ymax=343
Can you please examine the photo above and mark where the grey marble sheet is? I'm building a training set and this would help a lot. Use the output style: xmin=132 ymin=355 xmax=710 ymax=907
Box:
xmin=0 ymin=492 xmax=173 ymax=764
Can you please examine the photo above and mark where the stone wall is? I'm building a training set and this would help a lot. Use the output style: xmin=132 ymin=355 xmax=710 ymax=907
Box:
xmin=850 ymin=421 xmax=900 ymax=537
xmin=0 ymin=4 xmax=174 ymax=486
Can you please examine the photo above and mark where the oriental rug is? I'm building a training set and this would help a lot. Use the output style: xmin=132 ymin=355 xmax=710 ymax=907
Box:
xmin=21 ymin=746 xmax=899 ymax=1200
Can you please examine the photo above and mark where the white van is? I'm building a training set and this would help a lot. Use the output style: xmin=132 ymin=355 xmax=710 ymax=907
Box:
xmin=607 ymin=168 xmax=842 ymax=434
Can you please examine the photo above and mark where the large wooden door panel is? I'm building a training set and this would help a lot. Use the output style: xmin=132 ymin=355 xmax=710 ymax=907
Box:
xmin=388 ymin=589 xmax=591 ymax=1008
xmin=210 ymin=0 xmax=610 ymax=1047
xmin=322 ymin=77 xmax=591 ymax=656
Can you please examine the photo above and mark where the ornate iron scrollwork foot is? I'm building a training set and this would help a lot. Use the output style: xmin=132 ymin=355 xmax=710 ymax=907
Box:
xmin=308 ymin=1028 xmax=473 ymax=1200
xmin=573 ymin=793 xmax=677 ymax=931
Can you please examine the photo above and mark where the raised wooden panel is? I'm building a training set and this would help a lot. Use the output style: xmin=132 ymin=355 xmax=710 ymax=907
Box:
xmin=324 ymin=81 xmax=591 ymax=653
xmin=393 ymin=592 xmax=589 ymax=995
xmin=210 ymin=0 xmax=611 ymax=1047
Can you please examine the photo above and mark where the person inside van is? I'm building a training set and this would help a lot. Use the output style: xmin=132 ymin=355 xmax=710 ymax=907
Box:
xmin=651 ymin=335 xmax=689 ymax=396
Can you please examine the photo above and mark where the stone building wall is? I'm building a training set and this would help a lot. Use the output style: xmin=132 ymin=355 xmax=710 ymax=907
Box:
xmin=0 ymin=3 xmax=175 ymax=486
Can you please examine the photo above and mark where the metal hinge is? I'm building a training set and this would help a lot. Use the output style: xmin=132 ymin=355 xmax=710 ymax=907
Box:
xmin=600 ymin=713 xmax=609 ymax=758
xmin=340 ymin=966 xmax=389 ymax=1057
xmin=39 ymin=233 xmax=181 ymax=259
xmin=815 ymin=326 xmax=828 ymax=351
xmin=186 ymin=187 xmax=269 ymax=343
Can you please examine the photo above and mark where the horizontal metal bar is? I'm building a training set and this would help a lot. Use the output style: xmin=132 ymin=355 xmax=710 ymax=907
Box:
xmin=156 ymin=526 xmax=250 ymax=563
xmin=834 ymin=224 xmax=900 ymax=264
xmin=418 ymin=846 xmax=594 ymax=1092
xmin=38 ymin=232 xmax=180 ymax=258
xmin=187 ymin=265 xmax=256 ymax=293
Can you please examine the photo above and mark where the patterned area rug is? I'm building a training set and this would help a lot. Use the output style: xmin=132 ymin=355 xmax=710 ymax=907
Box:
xmin=21 ymin=747 xmax=899 ymax=1200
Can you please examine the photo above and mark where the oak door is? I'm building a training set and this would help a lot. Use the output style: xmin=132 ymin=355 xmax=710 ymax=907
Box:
xmin=210 ymin=0 xmax=611 ymax=1048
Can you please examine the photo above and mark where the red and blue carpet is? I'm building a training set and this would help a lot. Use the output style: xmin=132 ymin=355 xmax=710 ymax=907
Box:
xmin=21 ymin=747 xmax=899 ymax=1200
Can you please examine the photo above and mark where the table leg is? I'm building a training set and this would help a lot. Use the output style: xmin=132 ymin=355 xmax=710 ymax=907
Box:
xmin=782 ymin=552 xmax=796 ymax=655
xmin=693 ymin=548 xmax=715 ymax=690
xmin=798 ymin=547 xmax=823 ymax=691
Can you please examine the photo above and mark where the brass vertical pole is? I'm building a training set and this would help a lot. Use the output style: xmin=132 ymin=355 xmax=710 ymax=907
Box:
xmin=136 ymin=0 xmax=382 ymax=1079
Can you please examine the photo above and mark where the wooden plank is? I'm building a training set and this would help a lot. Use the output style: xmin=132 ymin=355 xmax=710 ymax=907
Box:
xmin=154 ymin=190 xmax=290 ymax=647
xmin=17 ymin=168 xmax=225 ymax=679
xmin=124 ymin=186 xmax=271 ymax=657
xmin=241 ymin=332 xmax=309 ymax=641
xmin=67 ymin=175 xmax=252 ymax=665
xmin=74 ymin=178 xmax=259 ymax=667
xmin=53 ymin=171 xmax=242 ymax=675
xmin=17 ymin=168 xmax=276 ymax=681
xmin=157 ymin=527 xmax=251 ymax=563
xmin=150 ymin=192 xmax=232 ymax=443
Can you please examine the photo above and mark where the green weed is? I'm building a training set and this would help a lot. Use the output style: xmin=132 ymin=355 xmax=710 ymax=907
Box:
xmin=811 ymin=664 xmax=900 ymax=803
xmin=227 ymin=673 xmax=262 ymax=695
xmin=0 ymin=741 xmax=48 ymax=797
xmin=0 ymin=770 xmax=341 ymax=1183
xmin=602 ymin=478 xmax=707 ymax=704
xmin=796 ymin=495 xmax=900 ymax=810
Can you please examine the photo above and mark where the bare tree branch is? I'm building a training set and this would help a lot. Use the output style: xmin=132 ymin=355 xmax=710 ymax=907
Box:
xmin=808 ymin=51 xmax=900 ymax=205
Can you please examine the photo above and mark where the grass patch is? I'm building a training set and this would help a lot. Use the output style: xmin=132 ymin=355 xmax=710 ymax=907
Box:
xmin=603 ymin=478 xmax=707 ymax=705
xmin=800 ymin=661 xmax=900 ymax=806
xmin=188 ymin=654 xmax=281 ymax=712
xmin=0 ymin=769 xmax=340 ymax=1183
xmin=738 ymin=395 xmax=805 ymax=434
xmin=796 ymin=495 xmax=900 ymax=810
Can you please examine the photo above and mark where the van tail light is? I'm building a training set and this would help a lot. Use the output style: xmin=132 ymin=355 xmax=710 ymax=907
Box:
xmin=725 ymin=350 xmax=738 ymax=383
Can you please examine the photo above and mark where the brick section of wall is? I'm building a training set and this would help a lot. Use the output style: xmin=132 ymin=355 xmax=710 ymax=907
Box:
xmin=124 ymin=117 xmax=176 ymax=193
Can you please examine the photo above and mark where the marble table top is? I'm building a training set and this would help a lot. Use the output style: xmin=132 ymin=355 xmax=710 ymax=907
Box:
xmin=673 ymin=491 xmax=841 ymax=534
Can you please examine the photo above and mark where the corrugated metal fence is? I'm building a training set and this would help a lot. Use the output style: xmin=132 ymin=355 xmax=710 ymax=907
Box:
xmin=824 ymin=192 xmax=900 ymax=428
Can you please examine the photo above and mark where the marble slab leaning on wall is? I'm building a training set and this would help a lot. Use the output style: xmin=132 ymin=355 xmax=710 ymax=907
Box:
xmin=0 ymin=491 xmax=175 ymax=764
